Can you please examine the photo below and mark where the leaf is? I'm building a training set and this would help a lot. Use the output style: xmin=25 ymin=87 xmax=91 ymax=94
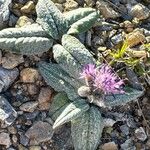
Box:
xmin=0 ymin=23 xmax=49 ymax=38
xmin=64 ymin=8 xmax=96 ymax=26
xmin=71 ymin=106 xmax=103 ymax=150
xmin=38 ymin=62 xmax=79 ymax=101
xmin=53 ymin=98 xmax=89 ymax=129
xmin=62 ymin=34 xmax=96 ymax=65
xmin=53 ymin=44 xmax=83 ymax=82
xmin=36 ymin=0 xmax=68 ymax=39
xmin=0 ymin=37 xmax=53 ymax=55
xmin=104 ymin=87 xmax=144 ymax=107
xmin=67 ymin=11 xmax=99 ymax=34
xmin=49 ymin=92 xmax=70 ymax=120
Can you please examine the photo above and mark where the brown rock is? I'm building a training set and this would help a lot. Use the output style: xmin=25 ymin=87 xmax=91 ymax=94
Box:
xmin=126 ymin=29 xmax=146 ymax=47
xmin=38 ymin=87 xmax=53 ymax=110
xmin=20 ymin=68 xmax=40 ymax=83
xmin=27 ymin=84 xmax=39 ymax=95
xmin=19 ymin=101 xmax=38 ymax=112
xmin=29 ymin=146 xmax=41 ymax=150
xmin=64 ymin=0 xmax=78 ymax=11
xmin=21 ymin=1 xmax=35 ymax=14
xmin=25 ymin=121 xmax=53 ymax=145
xmin=0 ymin=132 xmax=11 ymax=148
xmin=101 ymin=142 xmax=118 ymax=150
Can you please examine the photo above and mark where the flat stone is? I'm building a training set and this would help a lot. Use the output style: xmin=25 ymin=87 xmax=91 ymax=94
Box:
xmin=121 ymin=139 xmax=136 ymax=150
xmin=2 ymin=53 xmax=24 ymax=69
xmin=20 ymin=134 xmax=29 ymax=146
xmin=20 ymin=1 xmax=35 ymax=14
xmin=0 ymin=67 xmax=19 ymax=92
xmin=20 ymin=68 xmax=40 ymax=83
xmin=135 ymin=127 xmax=147 ymax=141
xmin=0 ymin=96 xmax=17 ymax=127
xmin=25 ymin=121 xmax=53 ymax=145
xmin=29 ymin=146 xmax=41 ymax=150
xmin=130 ymin=4 xmax=150 ymax=20
xmin=101 ymin=142 xmax=118 ymax=150
xmin=16 ymin=16 xmax=34 ymax=28
xmin=19 ymin=101 xmax=38 ymax=112
xmin=38 ymin=87 xmax=53 ymax=110
xmin=0 ymin=132 xmax=11 ymax=148
xmin=64 ymin=0 xmax=78 ymax=11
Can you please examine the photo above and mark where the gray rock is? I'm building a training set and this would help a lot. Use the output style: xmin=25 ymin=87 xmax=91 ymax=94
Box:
xmin=25 ymin=121 xmax=53 ymax=145
xmin=0 ymin=132 xmax=11 ymax=148
xmin=111 ymin=33 xmax=123 ymax=45
xmin=0 ymin=67 xmax=19 ymax=92
xmin=135 ymin=127 xmax=147 ymax=141
xmin=120 ymin=124 xmax=129 ymax=136
xmin=9 ymin=14 xmax=18 ymax=27
xmin=20 ymin=134 xmax=29 ymax=146
xmin=0 ymin=0 xmax=12 ymax=29
xmin=0 ymin=96 xmax=17 ymax=127
xmin=121 ymin=139 xmax=136 ymax=150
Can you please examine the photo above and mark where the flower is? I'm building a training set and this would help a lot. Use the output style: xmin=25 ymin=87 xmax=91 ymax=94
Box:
xmin=80 ymin=64 xmax=124 ymax=95
xmin=93 ymin=64 xmax=124 ymax=94
xmin=80 ymin=64 xmax=96 ymax=80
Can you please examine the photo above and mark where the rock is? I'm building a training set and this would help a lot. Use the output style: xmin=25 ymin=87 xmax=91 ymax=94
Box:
xmin=64 ymin=0 xmax=78 ymax=11
xmin=15 ymin=16 xmax=34 ymax=28
xmin=120 ymin=124 xmax=129 ymax=136
xmin=20 ymin=68 xmax=40 ymax=83
xmin=126 ymin=29 xmax=146 ymax=47
xmin=0 ymin=67 xmax=19 ymax=92
xmin=122 ymin=20 xmax=134 ymax=33
xmin=38 ymin=87 xmax=53 ymax=110
xmin=85 ymin=0 xmax=95 ymax=7
xmin=121 ymin=139 xmax=136 ymax=150
xmin=9 ymin=14 xmax=18 ymax=27
xmin=0 ymin=0 xmax=12 ymax=29
xmin=7 ymin=126 xmax=17 ymax=134
xmin=101 ymin=142 xmax=118 ymax=150
xmin=135 ymin=127 xmax=147 ymax=141
xmin=20 ymin=134 xmax=29 ymax=146
xmin=19 ymin=101 xmax=38 ymax=112
xmin=0 ymin=96 xmax=17 ymax=127
xmin=0 ymin=132 xmax=11 ymax=148
xmin=130 ymin=4 xmax=150 ymax=20
xmin=20 ymin=1 xmax=35 ymax=14
xmin=29 ymin=146 xmax=41 ymax=150
xmin=96 ymin=0 xmax=120 ymax=19
xmin=111 ymin=33 xmax=123 ymax=45
xmin=25 ymin=121 xmax=53 ymax=145
xmin=2 ymin=53 xmax=24 ymax=69
xmin=27 ymin=84 xmax=39 ymax=95
xmin=92 ymin=36 xmax=104 ymax=47
xmin=55 ymin=3 xmax=64 ymax=12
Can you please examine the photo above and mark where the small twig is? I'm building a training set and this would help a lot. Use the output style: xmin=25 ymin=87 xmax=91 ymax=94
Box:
xmin=136 ymin=100 xmax=150 ymax=131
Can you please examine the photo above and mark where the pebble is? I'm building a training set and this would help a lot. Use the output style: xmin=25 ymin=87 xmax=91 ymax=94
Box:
xmin=0 ymin=132 xmax=11 ymax=148
xmin=130 ymin=4 xmax=150 ymax=20
xmin=0 ymin=67 xmax=19 ymax=92
xmin=135 ymin=127 xmax=147 ymax=141
xmin=38 ymin=87 xmax=53 ymax=110
xmin=19 ymin=101 xmax=38 ymax=112
xmin=25 ymin=121 xmax=53 ymax=145
xmin=15 ymin=16 xmax=34 ymax=28
xmin=7 ymin=126 xmax=17 ymax=134
xmin=121 ymin=139 xmax=136 ymax=150
xmin=126 ymin=29 xmax=146 ymax=47
xmin=0 ymin=0 xmax=12 ymax=29
xmin=101 ymin=142 xmax=118 ymax=150
xmin=9 ymin=14 xmax=18 ymax=27
xmin=2 ymin=53 xmax=24 ymax=69
xmin=20 ymin=68 xmax=40 ymax=83
xmin=96 ymin=0 xmax=120 ymax=19
xmin=64 ymin=0 xmax=79 ymax=11
xmin=0 ymin=96 xmax=17 ymax=127
xmin=29 ymin=146 xmax=41 ymax=150
xmin=111 ymin=33 xmax=123 ymax=45
xmin=20 ymin=1 xmax=35 ymax=14
xmin=120 ymin=124 xmax=129 ymax=136
xmin=19 ymin=134 xmax=29 ymax=146
xmin=27 ymin=84 xmax=39 ymax=95
xmin=55 ymin=3 xmax=64 ymax=12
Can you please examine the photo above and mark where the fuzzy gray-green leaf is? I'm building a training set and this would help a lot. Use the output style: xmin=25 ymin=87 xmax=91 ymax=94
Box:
xmin=71 ymin=106 xmax=103 ymax=150
xmin=53 ymin=44 xmax=83 ymax=81
xmin=64 ymin=8 xmax=96 ymax=26
xmin=49 ymin=92 xmax=70 ymax=120
xmin=36 ymin=0 xmax=68 ymax=39
xmin=104 ymin=87 xmax=144 ymax=107
xmin=0 ymin=24 xmax=49 ymax=38
xmin=38 ymin=62 xmax=79 ymax=100
xmin=67 ymin=11 xmax=100 ymax=34
xmin=0 ymin=37 xmax=53 ymax=55
xmin=62 ymin=34 xmax=96 ymax=65
xmin=53 ymin=98 xmax=89 ymax=129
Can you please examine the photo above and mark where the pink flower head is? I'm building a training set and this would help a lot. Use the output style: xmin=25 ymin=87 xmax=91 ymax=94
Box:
xmin=80 ymin=64 xmax=96 ymax=80
xmin=93 ymin=64 xmax=124 ymax=94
